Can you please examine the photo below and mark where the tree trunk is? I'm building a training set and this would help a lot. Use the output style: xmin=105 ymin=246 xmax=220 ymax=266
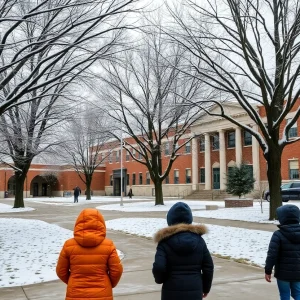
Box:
xmin=154 ymin=180 xmax=164 ymax=205
xmin=14 ymin=171 xmax=27 ymax=208
xmin=86 ymin=180 xmax=92 ymax=200
xmin=267 ymin=146 xmax=283 ymax=220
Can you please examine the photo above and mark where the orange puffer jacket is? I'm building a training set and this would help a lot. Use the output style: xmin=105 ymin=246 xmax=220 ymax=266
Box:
xmin=56 ymin=208 xmax=123 ymax=300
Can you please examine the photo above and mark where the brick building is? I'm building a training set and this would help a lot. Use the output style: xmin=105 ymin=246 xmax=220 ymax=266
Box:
xmin=102 ymin=102 xmax=300 ymax=198
xmin=0 ymin=102 xmax=299 ymax=199
xmin=0 ymin=164 xmax=105 ymax=198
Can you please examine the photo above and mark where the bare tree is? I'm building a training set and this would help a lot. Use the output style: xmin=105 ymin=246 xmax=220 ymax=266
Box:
xmin=100 ymin=28 xmax=207 ymax=205
xmin=62 ymin=107 xmax=113 ymax=200
xmin=168 ymin=0 xmax=300 ymax=219
xmin=0 ymin=0 xmax=139 ymax=208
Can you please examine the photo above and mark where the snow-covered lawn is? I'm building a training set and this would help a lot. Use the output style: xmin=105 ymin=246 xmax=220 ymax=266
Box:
xmin=96 ymin=200 xmax=225 ymax=212
xmin=0 ymin=218 xmax=123 ymax=287
xmin=23 ymin=196 xmax=155 ymax=206
xmin=193 ymin=201 xmax=300 ymax=224
xmin=0 ymin=203 xmax=35 ymax=213
xmin=106 ymin=218 xmax=272 ymax=267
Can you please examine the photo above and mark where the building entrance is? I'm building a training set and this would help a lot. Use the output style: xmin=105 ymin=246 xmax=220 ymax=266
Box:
xmin=113 ymin=169 xmax=127 ymax=196
xmin=213 ymin=168 xmax=220 ymax=189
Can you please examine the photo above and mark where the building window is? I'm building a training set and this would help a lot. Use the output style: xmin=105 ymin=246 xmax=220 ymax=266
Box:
xmin=199 ymin=137 xmax=205 ymax=152
xmin=126 ymin=150 xmax=130 ymax=161
xmin=243 ymin=130 xmax=252 ymax=146
xmin=174 ymin=170 xmax=179 ymax=184
xmin=287 ymin=119 xmax=298 ymax=138
xmin=139 ymin=173 xmax=143 ymax=185
xmin=199 ymin=168 xmax=205 ymax=183
xmin=227 ymin=131 xmax=235 ymax=148
xmin=164 ymin=142 xmax=170 ymax=155
xmin=132 ymin=149 xmax=136 ymax=158
xmin=185 ymin=169 xmax=191 ymax=183
xmin=138 ymin=151 xmax=143 ymax=160
xmin=132 ymin=173 xmax=136 ymax=185
xmin=289 ymin=160 xmax=299 ymax=179
xmin=228 ymin=166 xmax=234 ymax=176
xmin=146 ymin=172 xmax=150 ymax=184
xmin=110 ymin=175 xmax=113 ymax=186
xmin=108 ymin=153 xmax=112 ymax=164
xmin=175 ymin=142 xmax=179 ymax=150
xmin=185 ymin=141 xmax=191 ymax=154
xmin=212 ymin=134 xmax=219 ymax=150
xmin=165 ymin=176 xmax=169 ymax=184
xmin=126 ymin=174 xmax=130 ymax=186
xmin=115 ymin=150 xmax=120 ymax=162
xmin=245 ymin=165 xmax=253 ymax=177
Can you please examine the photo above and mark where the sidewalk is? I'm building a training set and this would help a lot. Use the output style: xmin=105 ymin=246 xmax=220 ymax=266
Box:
xmin=0 ymin=199 xmax=278 ymax=299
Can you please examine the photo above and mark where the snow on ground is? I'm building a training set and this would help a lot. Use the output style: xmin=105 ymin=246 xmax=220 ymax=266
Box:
xmin=0 ymin=203 xmax=35 ymax=213
xmin=106 ymin=218 xmax=272 ymax=267
xmin=193 ymin=201 xmax=300 ymax=224
xmin=97 ymin=200 xmax=225 ymax=212
xmin=23 ymin=196 xmax=155 ymax=206
xmin=0 ymin=218 xmax=123 ymax=287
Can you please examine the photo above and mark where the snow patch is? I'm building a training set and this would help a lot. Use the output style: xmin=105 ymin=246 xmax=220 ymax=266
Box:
xmin=106 ymin=217 xmax=272 ymax=267
xmin=0 ymin=203 xmax=35 ymax=213
xmin=0 ymin=218 xmax=123 ymax=287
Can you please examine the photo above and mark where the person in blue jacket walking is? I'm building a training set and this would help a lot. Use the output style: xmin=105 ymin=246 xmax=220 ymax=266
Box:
xmin=152 ymin=202 xmax=214 ymax=300
xmin=265 ymin=204 xmax=300 ymax=300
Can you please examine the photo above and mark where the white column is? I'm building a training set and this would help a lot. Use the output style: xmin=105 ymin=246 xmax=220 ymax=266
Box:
xmin=219 ymin=129 xmax=227 ymax=190
xmin=235 ymin=127 xmax=242 ymax=166
xmin=252 ymin=125 xmax=260 ymax=190
xmin=204 ymin=133 xmax=211 ymax=190
xmin=192 ymin=137 xmax=199 ymax=191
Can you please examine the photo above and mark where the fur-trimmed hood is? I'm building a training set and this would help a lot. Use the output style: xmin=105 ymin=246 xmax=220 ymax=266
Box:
xmin=154 ymin=223 xmax=207 ymax=244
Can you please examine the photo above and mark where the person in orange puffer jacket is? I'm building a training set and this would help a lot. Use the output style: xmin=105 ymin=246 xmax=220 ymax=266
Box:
xmin=56 ymin=208 xmax=123 ymax=300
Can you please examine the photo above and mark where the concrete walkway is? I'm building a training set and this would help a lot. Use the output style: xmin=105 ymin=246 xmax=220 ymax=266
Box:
xmin=0 ymin=199 xmax=279 ymax=300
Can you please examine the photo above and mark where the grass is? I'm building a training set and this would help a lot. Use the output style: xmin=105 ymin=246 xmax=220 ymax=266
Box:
xmin=213 ymin=253 xmax=262 ymax=268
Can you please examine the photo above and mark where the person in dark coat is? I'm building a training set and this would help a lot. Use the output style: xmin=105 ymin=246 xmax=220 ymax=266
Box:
xmin=265 ymin=204 xmax=300 ymax=299
xmin=73 ymin=186 xmax=81 ymax=203
xmin=128 ymin=187 xmax=133 ymax=199
xmin=152 ymin=202 xmax=214 ymax=300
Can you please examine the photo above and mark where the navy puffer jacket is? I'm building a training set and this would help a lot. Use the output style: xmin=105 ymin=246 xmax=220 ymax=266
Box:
xmin=265 ymin=205 xmax=300 ymax=281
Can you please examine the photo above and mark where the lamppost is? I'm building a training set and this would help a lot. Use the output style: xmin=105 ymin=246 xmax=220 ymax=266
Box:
xmin=120 ymin=126 xmax=124 ymax=206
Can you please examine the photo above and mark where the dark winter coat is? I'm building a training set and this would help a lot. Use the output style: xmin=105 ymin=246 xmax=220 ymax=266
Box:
xmin=152 ymin=223 xmax=214 ymax=300
xmin=265 ymin=205 xmax=300 ymax=281
xmin=74 ymin=187 xmax=81 ymax=197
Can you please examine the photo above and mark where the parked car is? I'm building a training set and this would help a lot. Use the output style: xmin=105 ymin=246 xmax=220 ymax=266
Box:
xmin=264 ymin=182 xmax=300 ymax=202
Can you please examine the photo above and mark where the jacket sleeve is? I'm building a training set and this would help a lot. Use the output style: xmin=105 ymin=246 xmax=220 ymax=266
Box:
xmin=152 ymin=243 xmax=167 ymax=284
xmin=265 ymin=231 xmax=281 ymax=275
xmin=201 ymin=241 xmax=214 ymax=294
xmin=108 ymin=244 xmax=123 ymax=288
xmin=56 ymin=243 xmax=70 ymax=284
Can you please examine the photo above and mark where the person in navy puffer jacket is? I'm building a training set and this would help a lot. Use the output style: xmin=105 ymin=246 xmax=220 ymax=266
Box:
xmin=152 ymin=202 xmax=214 ymax=300
xmin=265 ymin=204 xmax=300 ymax=300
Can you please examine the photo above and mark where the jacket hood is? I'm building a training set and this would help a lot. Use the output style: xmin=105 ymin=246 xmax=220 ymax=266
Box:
xmin=279 ymin=225 xmax=300 ymax=243
xmin=167 ymin=202 xmax=193 ymax=226
xmin=74 ymin=208 xmax=106 ymax=247
xmin=277 ymin=205 xmax=300 ymax=225
xmin=154 ymin=223 xmax=207 ymax=254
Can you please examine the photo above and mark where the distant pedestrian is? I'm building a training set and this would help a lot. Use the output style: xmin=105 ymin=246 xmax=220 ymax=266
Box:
xmin=265 ymin=205 xmax=300 ymax=300
xmin=73 ymin=186 xmax=81 ymax=203
xmin=152 ymin=202 xmax=214 ymax=300
xmin=128 ymin=187 xmax=133 ymax=199
xmin=56 ymin=208 xmax=123 ymax=300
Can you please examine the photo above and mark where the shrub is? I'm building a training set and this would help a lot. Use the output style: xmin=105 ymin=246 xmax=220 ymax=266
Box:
xmin=226 ymin=163 xmax=255 ymax=198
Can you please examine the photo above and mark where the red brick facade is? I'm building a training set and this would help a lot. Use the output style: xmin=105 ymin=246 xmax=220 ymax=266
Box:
xmin=0 ymin=101 xmax=299 ymax=198
xmin=0 ymin=164 xmax=105 ymax=198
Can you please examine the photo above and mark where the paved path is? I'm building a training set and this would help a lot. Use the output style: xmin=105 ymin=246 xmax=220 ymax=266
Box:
xmin=0 ymin=199 xmax=279 ymax=299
